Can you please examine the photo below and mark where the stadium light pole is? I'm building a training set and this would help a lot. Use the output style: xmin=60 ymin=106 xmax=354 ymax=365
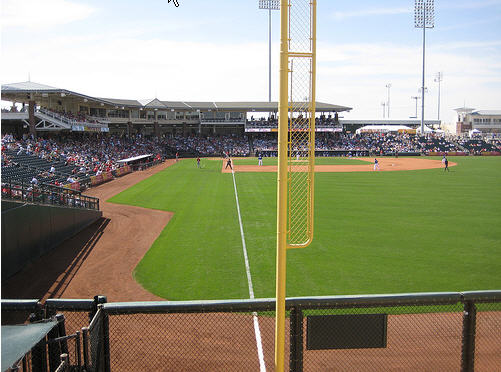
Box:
xmin=381 ymin=102 xmax=386 ymax=119
xmin=386 ymin=83 xmax=392 ymax=118
xmin=259 ymin=0 xmax=280 ymax=103
xmin=411 ymin=96 xmax=421 ymax=118
xmin=415 ymin=0 xmax=434 ymax=134
xmin=434 ymin=71 xmax=443 ymax=122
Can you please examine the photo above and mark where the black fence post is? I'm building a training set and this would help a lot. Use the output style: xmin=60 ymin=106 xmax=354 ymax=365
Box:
xmin=82 ymin=327 xmax=90 ymax=371
xmin=47 ymin=316 xmax=63 ymax=372
xmin=101 ymin=304 xmax=111 ymax=372
xmin=461 ymin=301 xmax=476 ymax=372
xmin=31 ymin=339 xmax=48 ymax=372
xmin=56 ymin=313 xmax=69 ymax=355
xmin=91 ymin=295 xmax=107 ymax=323
xmin=30 ymin=304 xmax=47 ymax=372
xmin=75 ymin=330 xmax=82 ymax=370
xmin=289 ymin=306 xmax=303 ymax=372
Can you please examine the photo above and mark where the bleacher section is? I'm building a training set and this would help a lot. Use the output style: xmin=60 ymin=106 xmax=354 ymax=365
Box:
xmin=417 ymin=136 xmax=460 ymax=153
xmin=458 ymin=138 xmax=500 ymax=153
xmin=3 ymin=149 xmax=91 ymax=187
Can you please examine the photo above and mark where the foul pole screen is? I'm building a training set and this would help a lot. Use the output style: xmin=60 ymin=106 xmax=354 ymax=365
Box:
xmin=275 ymin=0 xmax=316 ymax=371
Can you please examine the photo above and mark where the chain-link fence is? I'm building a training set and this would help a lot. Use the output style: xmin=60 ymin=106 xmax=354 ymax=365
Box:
xmin=2 ymin=291 xmax=500 ymax=371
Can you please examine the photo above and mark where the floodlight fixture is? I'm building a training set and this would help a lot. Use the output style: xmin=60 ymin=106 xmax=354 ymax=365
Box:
xmin=414 ymin=0 xmax=435 ymax=133
xmin=414 ymin=0 xmax=435 ymax=28
xmin=259 ymin=0 xmax=280 ymax=10
xmin=259 ymin=0 xmax=280 ymax=102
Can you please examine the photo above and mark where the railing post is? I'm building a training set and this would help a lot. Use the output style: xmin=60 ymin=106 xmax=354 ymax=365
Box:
xmin=47 ymin=317 xmax=62 ymax=372
xmin=461 ymin=301 xmax=476 ymax=372
xmin=91 ymin=295 xmax=107 ymax=322
xmin=75 ymin=330 xmax=82 ymax=370
xmin=82 ymin=327 xmax=90 ymax=371
xmin=101 ymin=304 xmax=111 ymax=372
xmin=30 ymin=304 xmax=47 ymax=372
xmin=289 ymin=306 xmax=303 ymax=372
xmin=56 ymin=314 xmax=69 ymax=355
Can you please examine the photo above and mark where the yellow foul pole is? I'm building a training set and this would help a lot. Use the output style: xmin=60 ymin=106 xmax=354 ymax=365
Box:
xmin=275 ymin=0 xmax=316 ymax=370
xmin=274 ymin=0 xmax=289 ymax=371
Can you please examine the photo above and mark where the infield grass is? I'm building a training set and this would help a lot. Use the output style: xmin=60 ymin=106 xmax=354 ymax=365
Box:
xmin=109 ymin=156 xmax=501 ymax=300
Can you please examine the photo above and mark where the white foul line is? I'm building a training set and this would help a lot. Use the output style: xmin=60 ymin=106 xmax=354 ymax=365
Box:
xmin=231 ymin=166 xmax=267 ymax=372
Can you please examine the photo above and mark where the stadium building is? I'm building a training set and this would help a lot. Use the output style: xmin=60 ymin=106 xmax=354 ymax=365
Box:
xmin=454 ymin=107 xmax=501 ymax=135
xmin=1 ymin=81 xmax=351 ymax=138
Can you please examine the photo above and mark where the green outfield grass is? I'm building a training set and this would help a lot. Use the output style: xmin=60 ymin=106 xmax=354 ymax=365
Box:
xmin=232 ymin=157 xmax=369 ymax=166
xmin=108 ymin=156 xmax=501 ymax=300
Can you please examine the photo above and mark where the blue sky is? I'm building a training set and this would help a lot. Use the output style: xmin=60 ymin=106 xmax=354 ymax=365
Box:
xmin=2 ymin=0 xmax=501 ymax=127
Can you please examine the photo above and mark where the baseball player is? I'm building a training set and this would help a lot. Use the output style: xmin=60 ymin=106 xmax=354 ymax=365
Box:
xmin=374 ymin=158 xmax=380 ymax=171
xmin=225 ymin=158 xmax=233 ymax=170
xmin=444 ymin=156 xmax=449 ymax=172
xmin=197 ymin=157 xmax=201 ymax=168
xmin=258 ymin=153 xmax=263 ymax=166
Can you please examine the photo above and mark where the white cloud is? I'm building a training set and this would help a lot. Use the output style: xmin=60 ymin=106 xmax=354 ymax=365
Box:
xmin=1 ymin=32 xmax=499 ymax=126
xmin=332 ymin=7 xmax=411 ymax=21
xmin=315 ymin=41 xmax=501 ymax=123
xmin=1 ymin=0 xmax=96 ymax=29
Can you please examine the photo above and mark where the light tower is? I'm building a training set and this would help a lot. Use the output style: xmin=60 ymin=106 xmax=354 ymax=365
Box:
xmin=434 ymin=71 xmax=443 ymax=121
xmin=414 ymin=0 xmax=435 ymax=133
xmin=259 ymin=0 xmax=280 ymax=102
xmin=385 ymin=83 xmax=392 ymax=118
xmin=410 ymin=96 xmax=421 ymax=118
xmin=381 ymin=102 xmax=386 ymax=119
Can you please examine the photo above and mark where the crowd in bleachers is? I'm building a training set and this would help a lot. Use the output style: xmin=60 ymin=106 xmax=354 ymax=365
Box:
xmin=457 ymin=138 xmax=500 ymax=153
xmin=164 ymin=134 xmax=250 ymax=156
xmin=416 ymin=135 xmax=460 ymax=153
xmin=246 ymin=114 xmax=340 ymax=129
xmin=1 ymin=133 xmax=167 ymax=186
xmin=41 ymin=107 xmax=100 ymax=124
xmin=2 ymin=130 xmax=501 ymax=189
xmin=253 ymin=133 xmax=445 ymax=154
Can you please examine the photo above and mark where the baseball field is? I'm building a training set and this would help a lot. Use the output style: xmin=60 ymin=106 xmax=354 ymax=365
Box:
xmin=108 ymin=156 xmax=501 ymax=301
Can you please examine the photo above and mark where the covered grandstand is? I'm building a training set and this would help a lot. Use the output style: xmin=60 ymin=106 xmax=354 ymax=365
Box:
xmin=1 ymin=81 xmax=351 ymax=138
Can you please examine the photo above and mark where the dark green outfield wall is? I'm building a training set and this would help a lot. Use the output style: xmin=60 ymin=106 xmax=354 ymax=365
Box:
xmin=1 ymin=201 xmax=102 ymax=280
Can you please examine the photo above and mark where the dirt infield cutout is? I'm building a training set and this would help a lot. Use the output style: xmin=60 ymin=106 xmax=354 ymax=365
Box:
xmin=222 ymin=157 xmax=456 ymax=173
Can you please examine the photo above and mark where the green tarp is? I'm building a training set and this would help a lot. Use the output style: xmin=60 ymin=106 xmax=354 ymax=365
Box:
xmin=1 ymin=320 xmax=58 ymax=371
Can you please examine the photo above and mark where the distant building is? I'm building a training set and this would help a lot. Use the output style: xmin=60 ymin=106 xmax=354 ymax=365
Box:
xmin=455 ymin=108 xmax=501 ymax=135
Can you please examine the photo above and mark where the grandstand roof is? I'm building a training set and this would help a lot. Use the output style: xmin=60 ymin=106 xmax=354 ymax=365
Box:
xmin=97 ymin=97 xmax=142 ymax=107
xmin=1 ymin=81 xmax=351 ymax=113
xmin=471 ymin=110 xmax=501 ymax=116
xmin=1 ymin=81 xmax=61 ymax=92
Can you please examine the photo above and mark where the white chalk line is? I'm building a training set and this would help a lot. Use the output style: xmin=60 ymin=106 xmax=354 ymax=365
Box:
xmin=231 ymin=166 xmax=266 ymax=372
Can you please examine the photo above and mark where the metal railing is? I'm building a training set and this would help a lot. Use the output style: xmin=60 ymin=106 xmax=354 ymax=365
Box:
xmin=2 ymin=291 xmax=500 ymax=372
xmin=1 ymin=179 xmax=100 ymax=211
